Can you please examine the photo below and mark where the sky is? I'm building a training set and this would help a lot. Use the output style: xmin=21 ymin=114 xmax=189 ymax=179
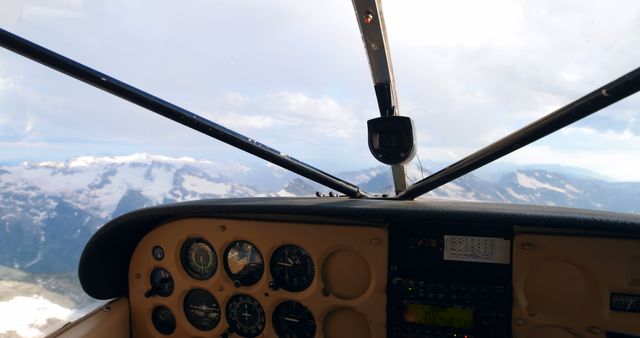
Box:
xmin=0 ymin=0 xmax=639 ymax=181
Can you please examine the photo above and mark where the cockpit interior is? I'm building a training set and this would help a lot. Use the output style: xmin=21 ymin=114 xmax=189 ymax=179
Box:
xmin=0 ymin=0 xmax=639 ymax=337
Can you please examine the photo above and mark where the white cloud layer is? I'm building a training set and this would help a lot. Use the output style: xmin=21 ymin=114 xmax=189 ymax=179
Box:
xmin=0 ymin=0 xmax=638 ymax=179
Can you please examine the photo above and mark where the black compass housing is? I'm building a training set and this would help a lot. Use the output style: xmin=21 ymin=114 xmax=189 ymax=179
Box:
xmin=367 ymin=115 xmax=416 ymax=165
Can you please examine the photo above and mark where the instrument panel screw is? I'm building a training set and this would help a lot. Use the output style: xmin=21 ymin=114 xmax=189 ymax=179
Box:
xmin=216 ymin=285 xmax=224 ymax=292
xmin=521 ymin=243 xmax=535 ymax=251
xmin=370 ymin=237 xmax=383 ymax=245
xmin=363 ymin=12 xmax=374 ymax=24
xmin=588 ymin=326 xmax=603 ymax=334
xmin=134 ymin=273 xmax=141 ymax=279
xmin=102 ymin=305 xmax=111 ymax=312
xmin=220 ymin=225 xmax=227 ymax=232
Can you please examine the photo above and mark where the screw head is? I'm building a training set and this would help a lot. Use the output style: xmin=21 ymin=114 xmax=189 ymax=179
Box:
xmin=363 ymin=12 xmax=374 ymax=24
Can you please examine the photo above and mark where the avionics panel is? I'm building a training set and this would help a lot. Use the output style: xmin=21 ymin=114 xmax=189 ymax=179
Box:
xmin=388 ymin=224 xmax=513 ymax=338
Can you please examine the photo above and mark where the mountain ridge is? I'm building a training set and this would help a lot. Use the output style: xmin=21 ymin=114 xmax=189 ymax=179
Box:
xmin=0 ymin=153 xmax=638 ymax=277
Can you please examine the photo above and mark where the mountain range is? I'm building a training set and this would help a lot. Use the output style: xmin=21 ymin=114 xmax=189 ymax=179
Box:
xmin=0 ymin=153 xmax=638 ymax=308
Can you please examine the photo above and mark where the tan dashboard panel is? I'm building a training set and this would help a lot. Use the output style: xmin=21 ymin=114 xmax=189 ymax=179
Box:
xmin=129 ymin=218 xmax=388 ymax=338
xmin=513 ymin=234 xmax=640 ymax=338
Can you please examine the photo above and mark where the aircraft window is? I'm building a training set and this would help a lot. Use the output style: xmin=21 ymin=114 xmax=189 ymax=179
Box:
xmin=1 ymin=0 xmax=640 ymax=337
xmin=382 ymin=1 xmax=640 ymax=212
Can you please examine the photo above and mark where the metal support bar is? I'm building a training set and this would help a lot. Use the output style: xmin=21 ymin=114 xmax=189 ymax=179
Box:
xmin=0 ymin=28 xmax=368 ymax=198
xmin=397 ymin=66 xmax=640 ymax=200
xmin=352 ymin=0 xmax=408 ymax=195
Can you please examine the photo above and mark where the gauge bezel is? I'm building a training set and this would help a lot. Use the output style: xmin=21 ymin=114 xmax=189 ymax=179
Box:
xmin=151 ymin=305 xmax=176 ymax=335
xmin=180 ymin=237 xmax=218 ymax=280
xmin=149 ymin=267 xmax=174 ymax=297
xmin=269 ymin=244 xmax=315 ymax=292
xmin=272 ymin=300 xmax=316 ymax=338
xmin=183 ymin=288 xmax=221 ymax=331
xmin=152 ymin=245 xmax=165 ymax=261
xmin=223 ymin=240 xmax=265 ymax=287
xmin=225 ymin=294 xmax=266 ymax=338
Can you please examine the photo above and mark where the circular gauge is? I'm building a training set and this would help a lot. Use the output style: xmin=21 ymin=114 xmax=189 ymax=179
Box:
xmin=270 ymin=245 xmax=315 ymax=292
xmin=181 ymin=237 xmax=218 ymax=280
xmin=183 ymin=288 xmax=221 ymax=331
xmin=151 ymin=306 xmax=176 ymax=335
xmin=273 ymin=301 xmax=316 ymax=338
xmin=224 ymin=240 xmax=264 ymax=286
xmin=149 ymin=268 xmax=173 ymax=297
xmin=226 ymin=294 xmax=266 ymax=337
xmin=152 ymin=245 xmax=164 ymax=261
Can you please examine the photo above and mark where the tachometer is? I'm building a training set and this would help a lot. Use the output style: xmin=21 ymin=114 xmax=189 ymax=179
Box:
xmin=224 ymin=240 xmax=264 ymax=286
xmin=270 ymin=244 xmax=315 ymax=292
xmin=183 ymin=288 xmax=221 ymax=331
xmin=272 ymin=301 xmax=316 ymax=338
xmin=226 ymin=294 xmax=266 ymax=337
xmin=181 ymin=237 xmax=217 ymax=280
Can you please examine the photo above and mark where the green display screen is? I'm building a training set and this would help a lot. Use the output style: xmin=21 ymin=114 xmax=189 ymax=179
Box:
xmin=403 ymin=303 xmax=473 ymax=330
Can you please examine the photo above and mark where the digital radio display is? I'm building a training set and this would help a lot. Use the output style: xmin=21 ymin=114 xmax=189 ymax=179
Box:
xmin=403 ymin=303 xmax=473 ymax=330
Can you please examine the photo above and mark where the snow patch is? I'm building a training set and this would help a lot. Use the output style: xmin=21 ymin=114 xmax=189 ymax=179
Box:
xmin=506 ymin=187 xmax=529 ymax=201
xmin=182 ymin=175 xmax=231 ymax=195
xmin=275 ymin=189 xmax=296 ymax=197
xmin=515 ymin=172 xmax=566 ymax=193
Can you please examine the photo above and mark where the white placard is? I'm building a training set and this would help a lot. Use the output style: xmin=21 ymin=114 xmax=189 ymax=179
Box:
xmin=443 ymin=235 xmax=510 ymax=264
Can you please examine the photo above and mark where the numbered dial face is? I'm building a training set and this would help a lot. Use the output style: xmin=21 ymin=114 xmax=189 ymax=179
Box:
xmin=151 ymin=306 xmax=176 ymax=335
xmin=181 ymin=237 xmax=218 ymax=280
xmin=273 ymin=301 xmax=316 ymax=338
xmin=224 ymin=240 xmax=264 ymax=286
xmin=225 ymin=294 xmax=266 ymax=337
xmin=183 ymin=288 xmax=221 ymax=331
xmin=150 ymin=268 xmax=174 ymax=297
xmin=270 ymin=245 xmax=315 ymax=292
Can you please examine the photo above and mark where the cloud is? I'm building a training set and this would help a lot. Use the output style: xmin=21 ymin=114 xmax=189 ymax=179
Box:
xmin=217 ymin=113 xmax=276 ymax=130
xmin=0 ymin=0 xmax=638 ymax=180
xmin=265 ymin=92 xmax=362 ymax=139
xmin=0 ymin=0 xmax=24 ymax=26
xmin=384 ymin=0 xmax=640 ymax=151
xmin=203 ymin=91 xmax=363 ymax=140
xmin=498 ymin=126 xmax=640 ymax=181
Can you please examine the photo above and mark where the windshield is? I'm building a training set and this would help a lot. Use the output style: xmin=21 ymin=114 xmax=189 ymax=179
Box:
xmin=1 ymin=0 xmax=639 ymax=336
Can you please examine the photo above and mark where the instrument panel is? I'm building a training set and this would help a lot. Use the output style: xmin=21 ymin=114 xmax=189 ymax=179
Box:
xmin=128 ymin=218 xmax=388 ymax=337
xmin=125 ymin=212 xmax=640 ymax=337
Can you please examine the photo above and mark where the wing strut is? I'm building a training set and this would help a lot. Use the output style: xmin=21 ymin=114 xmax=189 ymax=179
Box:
xmin=0 ymin=28 xmax=369 ymax=198
xmin=397 ymin=66 xmax=640 ymax=200
xmin=352 ymin=0 xmax=409 ymax=195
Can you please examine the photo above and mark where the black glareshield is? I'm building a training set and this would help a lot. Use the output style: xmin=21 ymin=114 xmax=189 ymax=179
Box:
xmin=368 ymin=116 xmax=416 ymax=165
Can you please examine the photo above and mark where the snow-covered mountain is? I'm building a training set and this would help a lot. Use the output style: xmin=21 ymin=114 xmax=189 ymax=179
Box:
xmin=0 ymin=153 xmax=638 ymax=277
xmin=0 ymin=154 xmax=311 ymax=274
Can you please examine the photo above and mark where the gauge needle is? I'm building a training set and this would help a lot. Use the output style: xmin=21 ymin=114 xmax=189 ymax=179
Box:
xmin=283 ymin=316 xmax=299 ymax=323
xmin=278 ymin=261 xmax=293 ymax=267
